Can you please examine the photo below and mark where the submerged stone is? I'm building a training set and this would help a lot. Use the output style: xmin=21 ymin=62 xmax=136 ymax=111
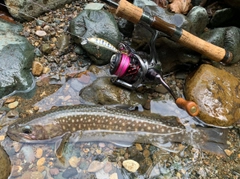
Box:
xmin=185 ymin=64 xmax=240 ymax=127
xmin=79 ymin=77 xmax=147 ymax=105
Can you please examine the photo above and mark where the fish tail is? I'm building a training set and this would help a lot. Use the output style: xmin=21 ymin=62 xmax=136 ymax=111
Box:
xmin=197 ymin=127 xmax=228 ymax=155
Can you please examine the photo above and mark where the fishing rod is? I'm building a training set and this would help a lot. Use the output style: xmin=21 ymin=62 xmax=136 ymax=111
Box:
xmin=101 ymin=0 xmax=233 ymax=64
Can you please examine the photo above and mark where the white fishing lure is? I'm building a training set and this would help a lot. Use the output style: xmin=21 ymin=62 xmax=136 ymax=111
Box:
xmin=81 ymin=37 xmax=120 ymax=53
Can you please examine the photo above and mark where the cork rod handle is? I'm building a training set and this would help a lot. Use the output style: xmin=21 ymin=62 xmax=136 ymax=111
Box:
xmin=115 ymin=0 xmax=233 ymax=63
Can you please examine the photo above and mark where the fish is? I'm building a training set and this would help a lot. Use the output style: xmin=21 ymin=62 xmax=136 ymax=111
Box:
xmin=6 ymin=105 xmax=227 ymax=153
xmin=81 ymin=37 xmax=120 ymax=53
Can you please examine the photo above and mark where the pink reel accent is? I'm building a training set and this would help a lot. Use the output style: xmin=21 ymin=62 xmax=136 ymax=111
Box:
xmin=114 ymin=54 xmax=130 ymax=77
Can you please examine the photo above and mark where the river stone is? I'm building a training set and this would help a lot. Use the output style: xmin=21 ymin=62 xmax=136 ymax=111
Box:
xmin=0 ymin=20 xmax=35 ymax=98
xmin=69 ymin=9 xmax=122 ymax=65
xmin=0 ymin=146 xmax=11 ymax=179
xmin=200 ymin=27 xmax=240 ymax=64
xmin=223 ymin=0 xmax=240 ymax=8
xmin=5 ymin=0 xmax=72 ymax=21
xmin=187 ymin=6 xmax=208 ymax=36
xmin=79 ymin=77 xmax=147 ymax=105
xmin=185 ymin=64 xmax=240 ymax=127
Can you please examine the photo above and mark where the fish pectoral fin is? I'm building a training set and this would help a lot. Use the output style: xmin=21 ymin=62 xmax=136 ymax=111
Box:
xmin=151 ymin=141 xmax=184 ymax=153
xmin=111 ymin=141 xmax=133 ymax=148
xmin=55 ymin=132 xmax=72 ymax=159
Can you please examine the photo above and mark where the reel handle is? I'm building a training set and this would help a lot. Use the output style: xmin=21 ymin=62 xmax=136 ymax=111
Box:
xmin=175 ymin=98 xmax=199 ymax=116
xmin=114 ymin=0 xmax=232 ymax=64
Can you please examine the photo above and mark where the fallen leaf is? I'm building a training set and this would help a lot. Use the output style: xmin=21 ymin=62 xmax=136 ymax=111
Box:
xmin=168 ymin=0 xmax=192 ymax=14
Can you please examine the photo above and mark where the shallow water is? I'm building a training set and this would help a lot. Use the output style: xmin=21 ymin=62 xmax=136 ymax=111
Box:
xmin=0 ymin=69 xmax=239 ymax=179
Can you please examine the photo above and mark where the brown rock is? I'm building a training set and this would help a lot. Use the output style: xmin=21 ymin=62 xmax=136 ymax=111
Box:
xmin=32 ymin=61 xmax=44 ymax=76
xmin=0 ymin=146 xmax=11 ymax=179
xmin=185 ymin=64 xmax=240 ymax=127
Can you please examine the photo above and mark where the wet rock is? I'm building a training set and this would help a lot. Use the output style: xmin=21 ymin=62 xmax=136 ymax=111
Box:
xmin=117 ymin=19 xmax=134 ymax=38
xmin=209 ymin=8 xmax=234 ymax=28
xmin=187 ymin=6 xmax=208 ymax=36
xmin=79 ymin=77 xmax=147 ymax=105
xmin=5 ymin=0 xmax=72 ymax=21
xmin=69 ymin=9 xmax=122 ymax=65
xmin=185 ymin=64 xmax=240 ymax=127
xmin=0 ymin=20 xmax=35 ymax=98
xmin=0 ymin=145 xmax=11 ymax=179
xmin=200 ymin=27 xmax=240 ymax=63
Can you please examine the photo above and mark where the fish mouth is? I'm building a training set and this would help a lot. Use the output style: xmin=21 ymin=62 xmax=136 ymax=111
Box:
xmin=6 ymin=130 xmax=23 ymax=142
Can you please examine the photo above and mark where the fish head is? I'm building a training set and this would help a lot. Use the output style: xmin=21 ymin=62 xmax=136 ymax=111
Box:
xmin=7 ymin=123 xmax=47 ymax=142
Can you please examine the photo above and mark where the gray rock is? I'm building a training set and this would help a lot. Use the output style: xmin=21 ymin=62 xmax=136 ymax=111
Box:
xmin=200 ymin=27 xmax=240 ymax=63
xmin=223 ymin=0 xmax=240 ymax=8
xmin=5 ymin=0 xmax=72 ymax=21
xmin=69 ymin=10 xmax=122 ymax=65
xmin=0 ymin=20 xmax=35 ymax=98
xmin=209 ymin=8 xmax=234 ymax=28
xmin=187 ymin=6 xmax=209 ymax=36
xmin=79 ymin=77 xmax=147 ymax=105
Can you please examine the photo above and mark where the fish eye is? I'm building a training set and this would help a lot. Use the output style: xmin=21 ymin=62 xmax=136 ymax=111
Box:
xmin=22 ymin=126 xmax=32 ymax=134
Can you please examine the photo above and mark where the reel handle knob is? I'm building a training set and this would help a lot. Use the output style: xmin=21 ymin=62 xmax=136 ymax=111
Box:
xmin=175 ymin=98 xmax=199 ymax=116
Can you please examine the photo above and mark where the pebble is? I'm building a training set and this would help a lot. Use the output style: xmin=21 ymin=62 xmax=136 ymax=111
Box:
xmin=37 ymin=157 xmax=46 ymax=166
xmin=110 ymin=173 xmax=118 ymax=179
xmin=143 ymin=149 xmax=150 ymax=158
xmin=103 ymin=162 xmax=113 ymax=173
xmin=4 ymin=96 xmax=16 ymax=104
xmin=49 ymin=168 xmax=59 ymax=176
xmin=224 ymin=149 xmax=234 ymax=156
xmin=0 ymin=135 xmax=5 ymax=141
xmin=35 ymin=148 xmax=43 ymax=158
xmin=22 ymin=171 xmax=44 ymax=179
xmin=13 ymin=142 xmax=22 ymax=152
xmin=35 ymin=30 xmax=47 ymax=37
xmin=8 ymin=101 xmax=19 ymax=109
xmin=68 ymin=156 xmax=80 ymax=168
xmin=122 ymin=159 xmax=140 ymax=173
xmin=62 ymin=168 xmax=78 ymax=178
xmin=135 ymin=143 xmax=143 ymax=151
xmin=87 ymin=160 xmax=105 ymax=172
xmin=11 ymin=166 xmax=23 ymax=177
xmin=32 ymin=61 xmax=44 ymax=76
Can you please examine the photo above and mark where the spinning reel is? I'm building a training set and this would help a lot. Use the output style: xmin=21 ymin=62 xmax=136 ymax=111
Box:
xmin=109 ymin=31 xmax=199 ymax=116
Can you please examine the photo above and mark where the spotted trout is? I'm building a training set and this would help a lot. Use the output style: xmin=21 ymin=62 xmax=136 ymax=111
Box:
xmin=7 ymin=105 xmax=227 ymax=153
